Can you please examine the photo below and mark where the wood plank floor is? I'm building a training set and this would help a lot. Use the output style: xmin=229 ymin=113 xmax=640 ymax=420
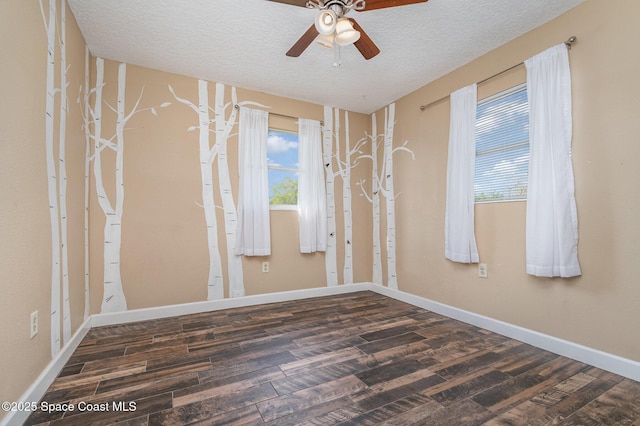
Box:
xmin=26 ymin=291 xmax=640 ymax=425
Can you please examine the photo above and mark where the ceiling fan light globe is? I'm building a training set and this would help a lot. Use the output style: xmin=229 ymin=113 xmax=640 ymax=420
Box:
xmin=317 ymin=34 xmax=335 ymax=49
xmin=335 ymin=30 xmax=360 ymax=46
xmin=334 ymin=18 xmax=360 ymax=46
xmin=315 ymin=10 xmax=337 ymax=36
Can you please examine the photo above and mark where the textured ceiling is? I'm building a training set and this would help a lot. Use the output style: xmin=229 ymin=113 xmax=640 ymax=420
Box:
xmin=67 ymin=0 xmax=585 ymax=114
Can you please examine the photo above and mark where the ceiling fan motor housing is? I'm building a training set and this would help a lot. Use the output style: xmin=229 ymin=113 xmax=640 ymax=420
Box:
xmin=308 ymin=0 xmax=366 ymax=16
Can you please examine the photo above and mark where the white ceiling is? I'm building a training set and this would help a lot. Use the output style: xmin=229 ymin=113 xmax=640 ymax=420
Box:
xmin=67 ymin=0 xmax=585 ymax=114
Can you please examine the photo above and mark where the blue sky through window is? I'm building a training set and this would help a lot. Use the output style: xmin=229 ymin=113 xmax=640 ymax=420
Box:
xmin=267 ymin=129 xmax=299 ymax=203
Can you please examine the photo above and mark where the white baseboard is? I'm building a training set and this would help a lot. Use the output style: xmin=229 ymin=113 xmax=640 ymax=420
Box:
xmin=370 ymin=284 xmax=640 ymax=382
xmin=5 ymin=281 xmax=638 ymax=426
xmin=1 ymin=317 xmax=92 ymax=426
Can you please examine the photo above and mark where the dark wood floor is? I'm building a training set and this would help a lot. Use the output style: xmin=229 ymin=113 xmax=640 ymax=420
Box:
xmin=26 ymin=291 xmax=640 ymax=425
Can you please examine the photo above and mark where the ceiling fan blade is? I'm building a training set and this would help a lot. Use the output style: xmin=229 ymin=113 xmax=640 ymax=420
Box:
xmin=268 ymin=0 xmax=325 ymax=7
xmin=267 ymin=0 xmax=309 ymax=7
xmin=348 ymin=19 xmax=380 ymax=60
xmin=358 ymin=0 xmax=429 ymax=11
xmin=286 ymin=25 xmax=320 ymax=57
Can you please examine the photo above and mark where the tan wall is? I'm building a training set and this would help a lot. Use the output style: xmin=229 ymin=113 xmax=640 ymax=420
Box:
xmin=5 ymin=0 xmax=637 ymax=417
xmin=88 ymin=62 xmax=373 ymax=312
xmin=0 ymin=0 xmax=87 ymax=415
xmin=387 ymin=0 xmax=640 ymax=361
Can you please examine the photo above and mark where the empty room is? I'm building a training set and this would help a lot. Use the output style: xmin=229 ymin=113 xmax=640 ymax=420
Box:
xmin=1 ymin=0 xmax=639 ymax=424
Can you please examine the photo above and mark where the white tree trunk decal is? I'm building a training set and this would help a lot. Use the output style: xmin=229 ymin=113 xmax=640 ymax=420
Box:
xmin=357 ymin=113 xmax=383 ymax=285
xmin=91 ymin=59 xmax=126 ymax=312
xmin=171 ymin=82 xmax=222 ymax=298
xmin=214 ymin=83 xmax=245 ymax=298
xmin=90 ymin=60 xmax=162 ymax=312
xmin=383 ymin=105 xmax=398 ymax=289
xmin=58 ymin=0 xmax=71 ymax=344
xmin=170 ymin=81 xmax=260 ymax=299
xmin=197 ymin=81 xmax=224 ymax=299
xmin=170 ymin=80 xmax=224 ymax=300
xmin=81 ymin=46 xmax=91 ymax=320
xmin=381 ymin=104 xmax=414 ymax=289
xmin=358 ymin=104 xmax=413 ymax=289
xmin=322 ymin=106 xmax=338 ymax=286
xmin=334 ymin=110 xmax=366 ymax=284
xmin=370 ymin=114 xmax=382 ymax=285
xmin=40 ymin=0 xmax=61 ymax=358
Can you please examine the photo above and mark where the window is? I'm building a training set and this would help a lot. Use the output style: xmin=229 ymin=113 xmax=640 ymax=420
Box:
xmin=475 ymin=83 xmax=529 ymax=203
xmin=267 ymin=129 xmax=298 ymax=209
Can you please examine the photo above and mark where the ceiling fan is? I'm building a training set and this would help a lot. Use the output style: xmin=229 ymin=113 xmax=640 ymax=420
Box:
xmin=270 ymin=0 xmax=429 ymax=60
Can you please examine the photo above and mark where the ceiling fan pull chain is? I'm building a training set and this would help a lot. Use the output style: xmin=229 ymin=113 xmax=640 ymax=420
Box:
xmin=333 ymin=45 xmax=342 ymax=67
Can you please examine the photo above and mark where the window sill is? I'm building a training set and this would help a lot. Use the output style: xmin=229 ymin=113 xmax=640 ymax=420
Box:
xmin=269 ymin=204 xmax=298 ymax=211
xmin=475 ymin=198 xmax=526 ymax=205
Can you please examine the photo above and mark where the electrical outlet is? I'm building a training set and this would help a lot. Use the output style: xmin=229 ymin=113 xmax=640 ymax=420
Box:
xmin=262 ymin=262 xmax=269 ymax=273
xmin=30 ymin=311 xmax=38 ymax=338
xmin=478 ymin=263 xmax=488 ymax=278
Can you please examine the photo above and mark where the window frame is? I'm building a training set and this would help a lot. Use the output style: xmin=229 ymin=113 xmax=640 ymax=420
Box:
xmin=474 ymin=82 xmax=530 ymax=204
xmin=267 ymin=127 xmax=299 ymax=211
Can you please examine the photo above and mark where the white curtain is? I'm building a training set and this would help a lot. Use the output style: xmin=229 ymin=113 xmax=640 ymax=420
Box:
xmin=445 ymin=84 xmax=480 ymax=263
xmin=298 ymin=118 xmax=327 ymax=253
xmin=525 ymin=44 xmax=581 ymax=277
xmin=235 ymin=108 xmax=271 ymax=256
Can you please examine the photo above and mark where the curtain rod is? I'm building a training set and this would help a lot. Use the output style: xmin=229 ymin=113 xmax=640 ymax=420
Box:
xmin=234 ymin=104 xmax=324 ymax=126
xmin=418 ymin=36 xmax=577 ymax=112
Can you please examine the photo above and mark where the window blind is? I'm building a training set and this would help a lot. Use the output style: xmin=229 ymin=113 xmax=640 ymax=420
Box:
xmin=475 ymin=84 xmax=529 ymax=203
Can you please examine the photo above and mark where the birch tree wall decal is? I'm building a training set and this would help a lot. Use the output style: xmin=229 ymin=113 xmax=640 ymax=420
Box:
xmin=90 ymin=60 xmax=165 ymax=313
xmin=334 ymin=110 xmax=366 ymax=284
xmin=170 ymin=81 xmax=262 ymax=299
xmin=322 ymin=106 xmax=338 ymax=286
xmin=169 ymin=80 xmax=224 ymax=300
xmin=213 ymin=83 xmax=245 ymax=298
xmin=381 ymin=104 xmax=414 ymax=289
xmin=40 ymin=0 xmax=61 ymax=358
xmin=80 ymin=46 xmax=91 ymax=320
xmin=57 ymin=0 xmax=71 ymax=344
xmin=92 ymin=59 xmax=125 ymax=313
xmin=356 ymin=112 xmax=383 ymax=285
xmin=358 ymin=104 xmax=413 ymax=289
